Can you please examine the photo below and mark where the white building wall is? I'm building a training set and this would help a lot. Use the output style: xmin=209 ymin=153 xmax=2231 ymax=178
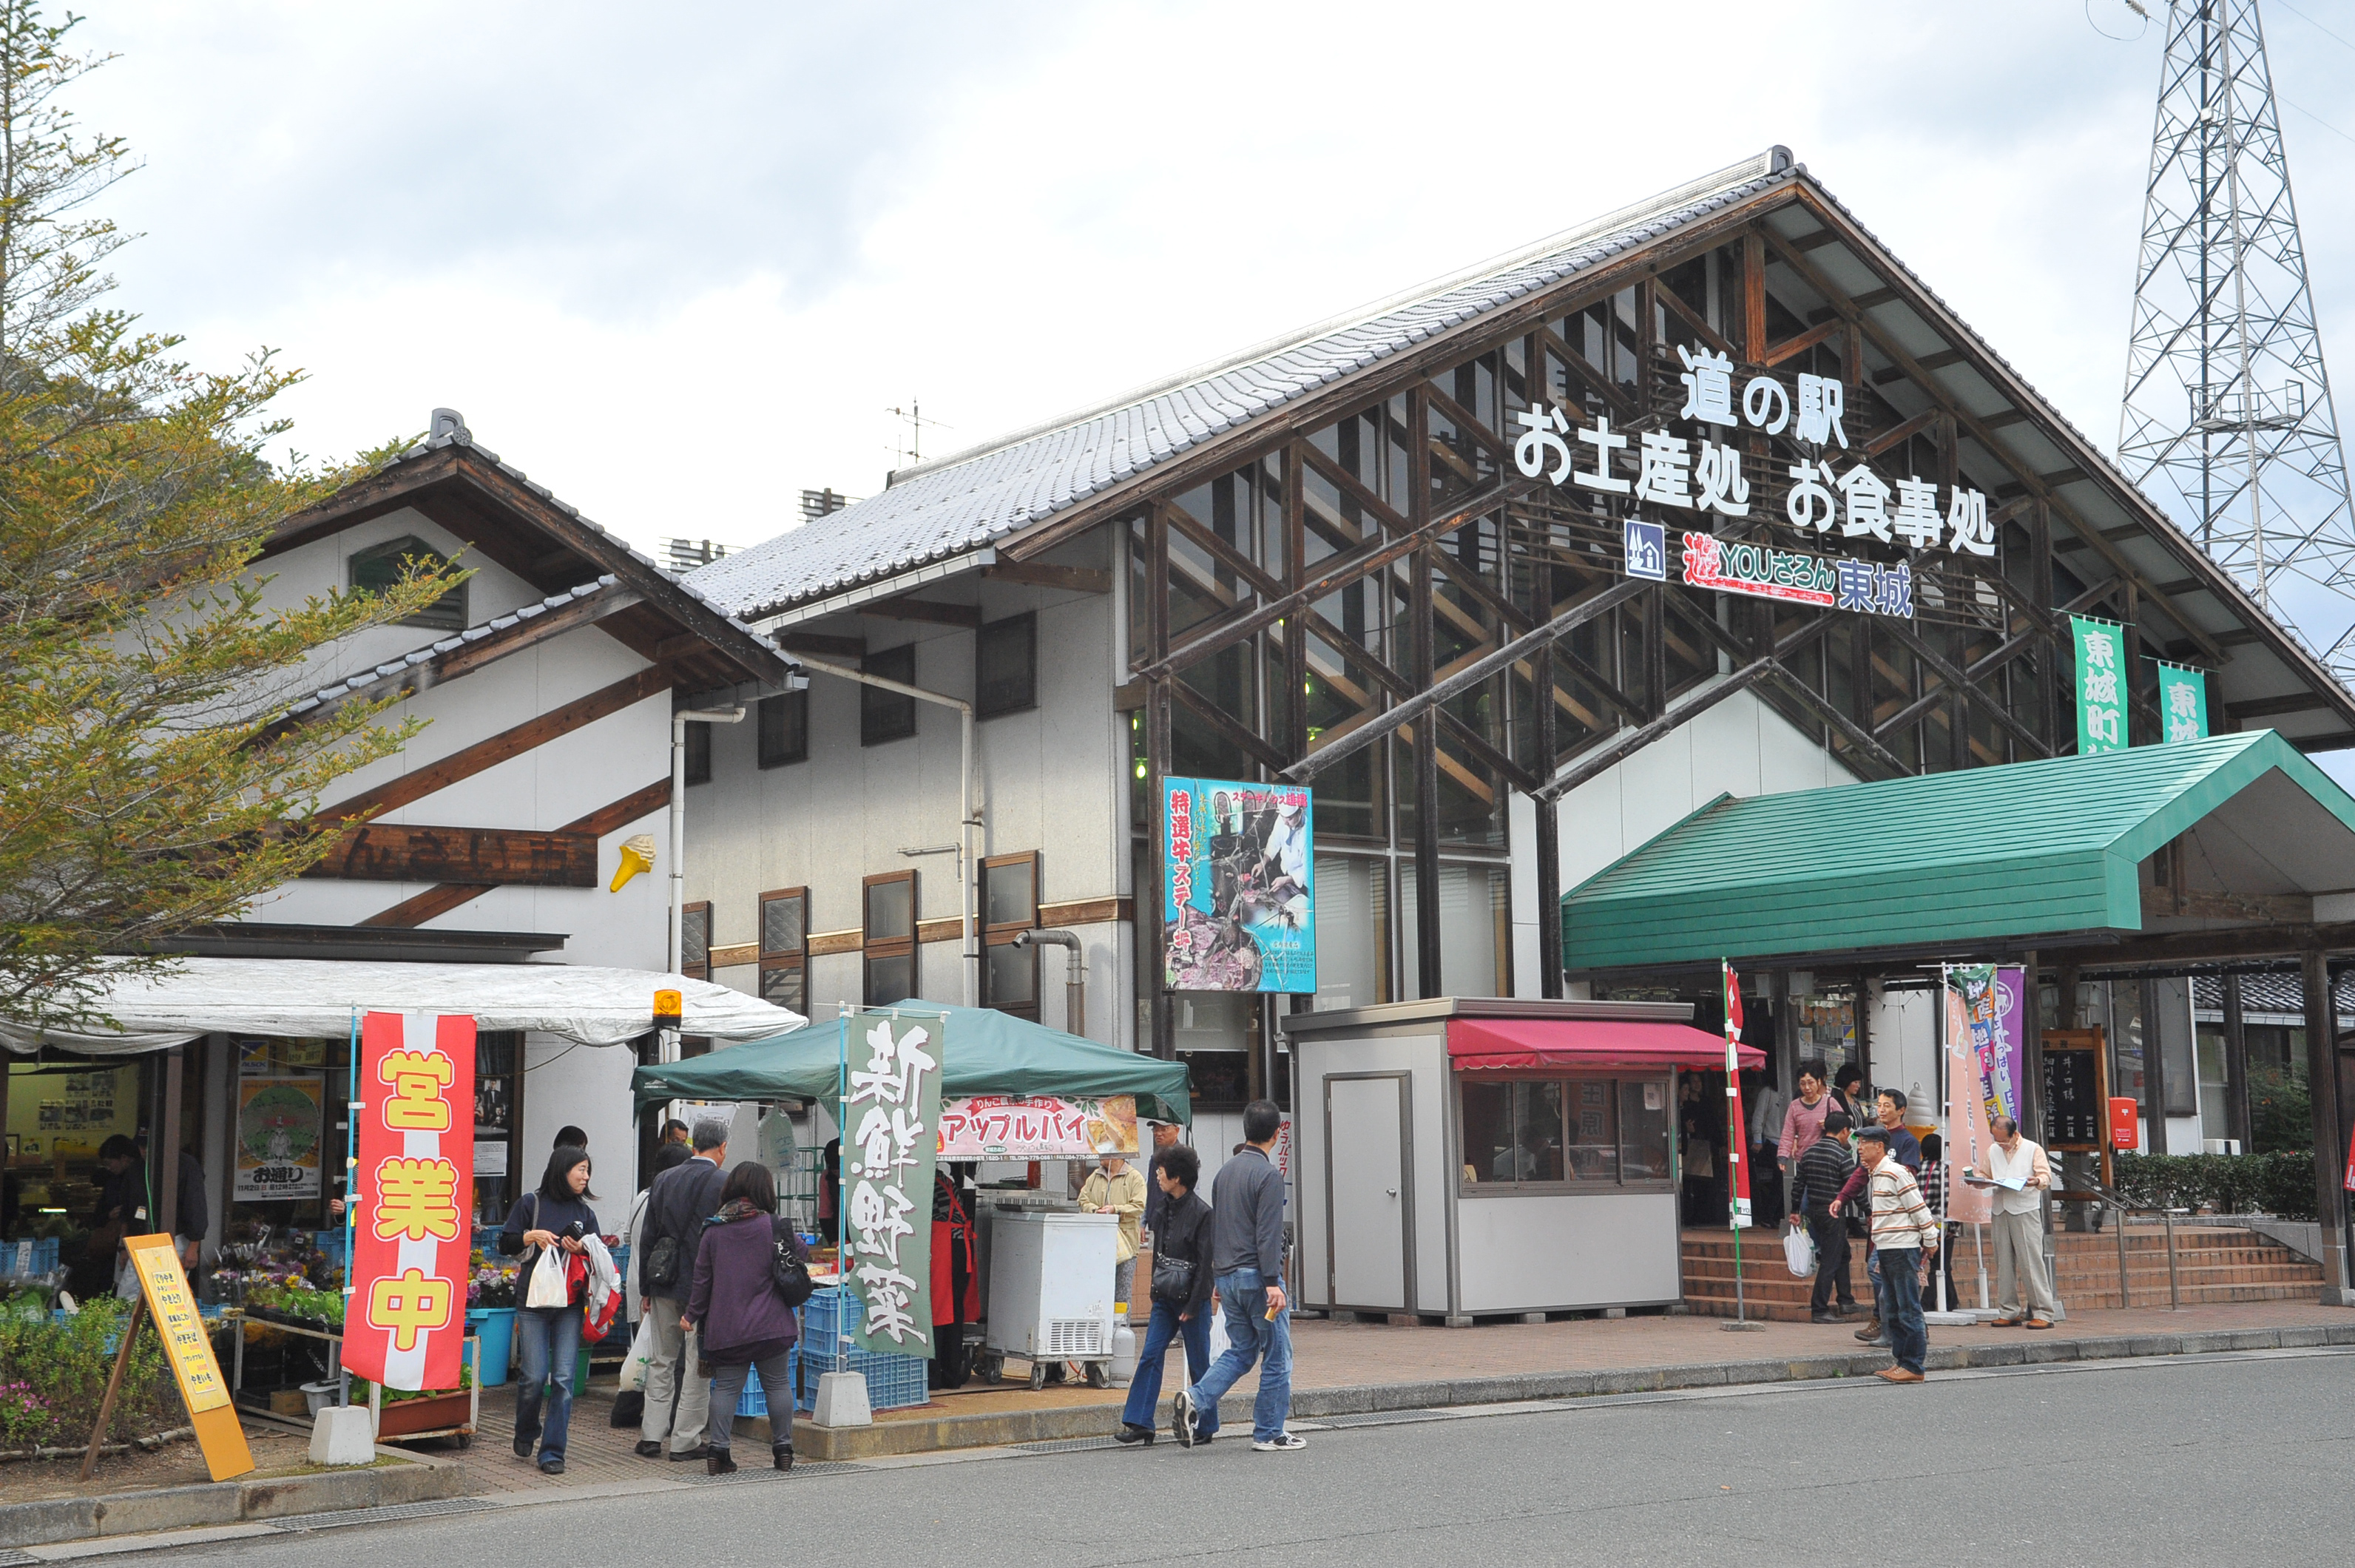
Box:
xmin=686 ymin=543 xmax=1131 ymax=1041
xmin=1512 ymin=683 xmax=1864 ymax=995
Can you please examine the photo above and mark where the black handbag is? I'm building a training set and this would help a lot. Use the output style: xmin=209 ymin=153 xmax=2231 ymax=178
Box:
xmin=772 ymin=1220 xmax=816 ymax=1308
xmin=1149 ymin=1252 xmax=1195 ymax=1306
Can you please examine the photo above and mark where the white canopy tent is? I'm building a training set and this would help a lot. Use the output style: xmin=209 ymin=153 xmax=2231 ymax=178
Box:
xmin=0 ymin=958 xmax=805 ymax=1055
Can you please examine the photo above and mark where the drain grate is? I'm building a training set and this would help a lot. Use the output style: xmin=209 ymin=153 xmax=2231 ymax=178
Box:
xmin=267 ymin=1496 xmax=500 ymax=1532
xmin=1012 ymin=1436 xmax=1132 ymax=1454
xmin=0 ymin=1549 xmax=38 ymax=1565
xmin=1312 ymin=1408 xmax=1455 ymax=1429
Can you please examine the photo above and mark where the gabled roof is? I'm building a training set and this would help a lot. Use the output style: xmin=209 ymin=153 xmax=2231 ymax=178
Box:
xmin=266 ymin=430 xmax=793 ymax=695
xmin=1561 ymin=731 xmax=2355 ymax=973
xmin=690 ymin=149 xmax=1797 ymax=621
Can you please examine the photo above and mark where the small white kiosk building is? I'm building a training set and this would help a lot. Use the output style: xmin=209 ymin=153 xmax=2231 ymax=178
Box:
xmin=1285 ymin=999 xmax=1760 ymax=1323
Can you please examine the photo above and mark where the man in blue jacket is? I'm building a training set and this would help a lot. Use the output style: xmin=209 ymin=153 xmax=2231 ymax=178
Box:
xmin=1172 ymin=1100 xmax=1302 ymax=1452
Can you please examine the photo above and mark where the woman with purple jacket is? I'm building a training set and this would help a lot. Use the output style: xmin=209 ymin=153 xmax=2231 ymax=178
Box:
xmin=684 ymin=1161 xmax=811 ymax=1473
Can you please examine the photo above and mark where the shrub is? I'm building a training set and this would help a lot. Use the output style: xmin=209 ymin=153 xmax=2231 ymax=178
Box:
xmin=0 ymin=1297 xmax=179 ymax=1445
xmin=2109 ymin=1150 xmax=2315 ymax=1220
xmin=2248 ymin=1062 xmax=2312 ymax=1155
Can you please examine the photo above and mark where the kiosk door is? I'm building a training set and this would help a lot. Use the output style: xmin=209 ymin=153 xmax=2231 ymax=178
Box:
xmin=1325 ymin=1073 xmax=1413 ymax=1313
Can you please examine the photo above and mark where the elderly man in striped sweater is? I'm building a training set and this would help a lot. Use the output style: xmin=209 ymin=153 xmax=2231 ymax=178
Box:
xmin=1855 ymin=1124 xmax=1941 ymax=1384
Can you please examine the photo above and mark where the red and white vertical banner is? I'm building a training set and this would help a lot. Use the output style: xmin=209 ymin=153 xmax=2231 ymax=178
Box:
xmin=1723 ymin=961 xmax=1751 ymax=1229
xmin=1942 ymin=976 xmax=1993 ymax=1226
xmin=343 ymin=1012 xmax=476 ymax=1392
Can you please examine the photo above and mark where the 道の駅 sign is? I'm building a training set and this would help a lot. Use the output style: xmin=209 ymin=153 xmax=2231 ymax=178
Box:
xmin=1514 ymin=340 xmax=1990 ymax=616
xmin=343 ymin=1011 xmax=476 ymax=1393
xmin=1162 ymin=778 xmax=1316 ymax=993
xmin=843 ymin=1014 xmax=940 ymax=1356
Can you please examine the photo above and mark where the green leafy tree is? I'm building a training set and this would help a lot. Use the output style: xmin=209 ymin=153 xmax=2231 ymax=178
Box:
xmin=0 ymin=1 xmax=459 ymax=1033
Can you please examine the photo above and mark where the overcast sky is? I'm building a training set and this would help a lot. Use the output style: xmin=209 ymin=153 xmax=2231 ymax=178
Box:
xmin=69 ymin=0 xmax=2355 ymax=568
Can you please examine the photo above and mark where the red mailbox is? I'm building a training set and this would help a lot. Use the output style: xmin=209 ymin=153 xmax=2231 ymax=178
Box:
xmin=2109 ymin=1096 xmax=2141 ymax=1152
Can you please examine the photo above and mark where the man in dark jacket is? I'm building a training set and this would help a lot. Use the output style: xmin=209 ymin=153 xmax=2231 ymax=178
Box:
xmin=1115 ymin=1143 xmax=1215 ymax=1444
xmin=1172 ymin=1101 xmax=1302 ymax=1452
xmin=635 ymin=1118 xmax=730 ymax=1460
xmin=1791 ymin=1109 xmax=1858 ymax=1322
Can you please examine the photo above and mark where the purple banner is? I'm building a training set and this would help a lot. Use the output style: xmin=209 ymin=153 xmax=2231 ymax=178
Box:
xmin=1990 ymin=966 xmax=2026 ymax=1126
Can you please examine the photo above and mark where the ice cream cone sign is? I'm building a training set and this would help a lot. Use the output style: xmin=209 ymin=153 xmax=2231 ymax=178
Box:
xmin=610 ymin=833 xmax=657 ymax=891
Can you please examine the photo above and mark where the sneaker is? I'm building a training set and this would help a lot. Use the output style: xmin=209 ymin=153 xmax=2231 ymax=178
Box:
xmin=1170 ymin=1389 xmax=1196 ymax=1448
xmin=1853 ymin=1319 xmax=1882 ymax=1342
xmin=1252 ymin=1431 xmax=1308 ymax=1452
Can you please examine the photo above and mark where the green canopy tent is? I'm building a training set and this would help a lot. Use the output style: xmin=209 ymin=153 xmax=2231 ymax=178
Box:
xmin=629 ymin=1004 xmax=1192 ymax=1127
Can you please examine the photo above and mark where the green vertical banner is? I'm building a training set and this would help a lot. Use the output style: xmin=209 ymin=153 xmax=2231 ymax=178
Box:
xmin=841 ymin=1013 xmax=940 ymax=1356
xmin=2070 ymin=615 xmax=2129 ymax=754
xmin=2155 ymin=662 xmax=2209 ymax=743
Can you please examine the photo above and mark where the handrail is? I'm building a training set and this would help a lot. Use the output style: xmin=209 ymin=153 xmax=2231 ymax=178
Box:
xmin=2075 ymin=1180 xmax=2186 ymax=1311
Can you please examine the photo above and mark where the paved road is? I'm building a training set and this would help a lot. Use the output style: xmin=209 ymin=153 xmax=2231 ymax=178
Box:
xmin=134 ymin=1348 xmax=2355 ymax=1567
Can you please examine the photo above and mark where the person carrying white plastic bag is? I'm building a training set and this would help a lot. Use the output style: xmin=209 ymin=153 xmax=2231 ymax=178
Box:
xmin=499 ymin=1144 xmax=602 ymax=1476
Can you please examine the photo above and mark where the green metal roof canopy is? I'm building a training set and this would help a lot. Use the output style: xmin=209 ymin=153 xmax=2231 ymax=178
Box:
xmin=1561 ymin=731 xmax=2355 ymax=974
xmin=630 ymin=1003 xmax=1192 ymax=1126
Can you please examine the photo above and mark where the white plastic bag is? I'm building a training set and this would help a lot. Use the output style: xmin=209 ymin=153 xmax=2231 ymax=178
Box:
xmin=526 ymin=1243 xmax=571 ymax=1308
xmin=1206 ymin=1304 xmax=1232 ymax=1366
xmin=1783 ymin=1225 xmax=1817 ymax=1279
xmin=616 ymin=1312 xmax=656 ymax=1393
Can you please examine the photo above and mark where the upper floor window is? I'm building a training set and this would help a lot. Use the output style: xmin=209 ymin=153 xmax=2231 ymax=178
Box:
xmin=758 ymin=690 xmax=808 ymax=768
xmin=863 ymin=871 xmax=916 ymax=1004
xmin=348 ymin=535 xmax=467 ymax=630
xmin=680 ymin=902 xmax=712 ymax=982
xmin=981 ymin=851 xmax=1040 ymax=1018
xmin=977 ymin=612 xmax=1037 ymax=719
xmin=760 ymin=887 xmax=808 ymax=1015
xmin=683 ymin=719 xmax=712 ymax=786
xmin=863 ymin=645 xmax=917 ymax=746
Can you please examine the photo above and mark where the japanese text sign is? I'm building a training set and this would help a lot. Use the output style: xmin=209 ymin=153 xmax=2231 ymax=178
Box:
xmin=842 ymin=1015 xmax=939 ymax=1356
xmin=1162 ymin=778 xmax=1316 ymax=993
xmin=124 ymin=1232 xmax=251 ymax=1479
xmin=2072 ymin=617 xmax=2129 ymax=754
xmin=344 ymin=1011 xmax=475 ymax=1393
xmin=937 ymin=1095 xmax=1138 ymax=1159
xmin=2155 ymin=661 xmax=2209 ymax=743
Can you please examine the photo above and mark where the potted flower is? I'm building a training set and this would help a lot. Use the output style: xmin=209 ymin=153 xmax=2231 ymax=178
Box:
xmin=465 ymin=1265 xmax=519 ymax=1385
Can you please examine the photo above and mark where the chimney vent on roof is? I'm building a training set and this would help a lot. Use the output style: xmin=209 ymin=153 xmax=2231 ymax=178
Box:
xmin=429 ymin=408 xmax=470 ymax=443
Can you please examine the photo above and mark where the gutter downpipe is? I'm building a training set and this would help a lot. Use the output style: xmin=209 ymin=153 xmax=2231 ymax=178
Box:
xmin=668 ymin=706 xmax=745 ymax=1064
xmin=791 ymin=655 xmax=981 ymax=1007
xmin=1015 ymin=928 xmax=1085 ymax=1037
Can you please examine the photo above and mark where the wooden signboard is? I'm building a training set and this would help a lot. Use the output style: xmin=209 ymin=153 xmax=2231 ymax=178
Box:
xmin=81 ymin=1234 xmax=251 ymax=1481
xmin=2041 ymin=1027 xmax=2115 ymax=1196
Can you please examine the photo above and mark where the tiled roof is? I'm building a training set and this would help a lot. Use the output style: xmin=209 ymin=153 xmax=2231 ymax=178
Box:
xmin=2191 ymin=972 xmax=2355 ymax=1020
xmin=382 ymin=428 xmax=785 ymax=647
xmin=689 ymin=149 xmax=1797 ymax=621
xmin=281 ymin=576 xmax=623 ymax=721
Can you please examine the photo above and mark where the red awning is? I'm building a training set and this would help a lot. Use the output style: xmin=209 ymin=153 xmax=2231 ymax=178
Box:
xmin=1446 ymin=1016 xmax=1764 ymax=1074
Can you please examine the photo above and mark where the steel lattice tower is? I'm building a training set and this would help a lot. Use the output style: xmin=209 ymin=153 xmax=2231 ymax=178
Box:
xmin=2119 ymin=0 xmax=2355 ymax=672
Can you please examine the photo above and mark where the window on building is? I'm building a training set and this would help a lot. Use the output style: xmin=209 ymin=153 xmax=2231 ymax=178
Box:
xmin=681 ymin=902 xmax=712 ymax=982
xmin=473 ymin=1032 xmax=524 ymax=1223
xmin=1457 ymin=1075 xmax=1672 ymax=1192
xmin=760 ymin=887 xmax=808 ymax=1015
xmin=684 ymin=719 xmax=712 ymax=785
xmin=757 ymin=690 xmax=808 ymax=768
xmin=976 ymin=612 xmax=1037 ymax=718
xmin=863 ymin=871 xmax=916 ymax=1004
xmin=862 ymin=645 xmax=917 ymax=746
xmin=348 ymin=535 xmax=467 ymax=629
xmin=981 ymin=852 xmax=1040 ymax=1018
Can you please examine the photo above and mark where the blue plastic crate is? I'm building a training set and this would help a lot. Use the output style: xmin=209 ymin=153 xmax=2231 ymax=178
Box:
xmin=1 ymin=1238 xmax=57 ymax=1277
xmin=317 ymin=1230 xmax=350 ymax=1267
xmin=794 ymin=1291 xmax=928 ymax=1412
xmin=607 ymin=1242 xmax=629 ymax=1283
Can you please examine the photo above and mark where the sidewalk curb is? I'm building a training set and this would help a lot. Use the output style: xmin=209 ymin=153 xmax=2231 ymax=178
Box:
xmin=0 ymin=1444 xmax=468 ymax=1550
xmin=797 ymin=1318 xmax=2355 ymax=1459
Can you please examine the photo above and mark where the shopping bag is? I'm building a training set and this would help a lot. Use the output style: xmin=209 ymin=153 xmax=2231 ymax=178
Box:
xmin=616 ymin=1314 xmax=656 ymax=1393
xmin=1783 ymin=1225 xmax=1816 ymax=1280
xmin=526 ymin=1243 xmax=571 ymax=1308
xmin=1206 ymin=1304 xmax=1231 ymax=1365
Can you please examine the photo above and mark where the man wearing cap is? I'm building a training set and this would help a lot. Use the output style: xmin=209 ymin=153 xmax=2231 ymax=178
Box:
xmin=1975 ymin=1115 xmax=2059 ymax=1329
xmin=1856 ymin=1124 xmax=1939 ymax=1384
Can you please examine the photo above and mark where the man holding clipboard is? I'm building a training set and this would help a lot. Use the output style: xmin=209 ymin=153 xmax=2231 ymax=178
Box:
xmin=1966 ymin=1116 xmax=2058 ymax=1328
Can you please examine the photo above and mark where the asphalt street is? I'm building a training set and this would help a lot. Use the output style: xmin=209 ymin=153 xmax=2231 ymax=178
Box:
xmin=119 ymin=1348 xmax=2355 ymax=1567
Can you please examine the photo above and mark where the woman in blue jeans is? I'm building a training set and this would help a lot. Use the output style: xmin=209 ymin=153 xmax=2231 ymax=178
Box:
xmin=1115 ymin=1146 xmax=1216 ymax=1445
xmin=500 ymin=1146 xmax=600 ymax=1475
